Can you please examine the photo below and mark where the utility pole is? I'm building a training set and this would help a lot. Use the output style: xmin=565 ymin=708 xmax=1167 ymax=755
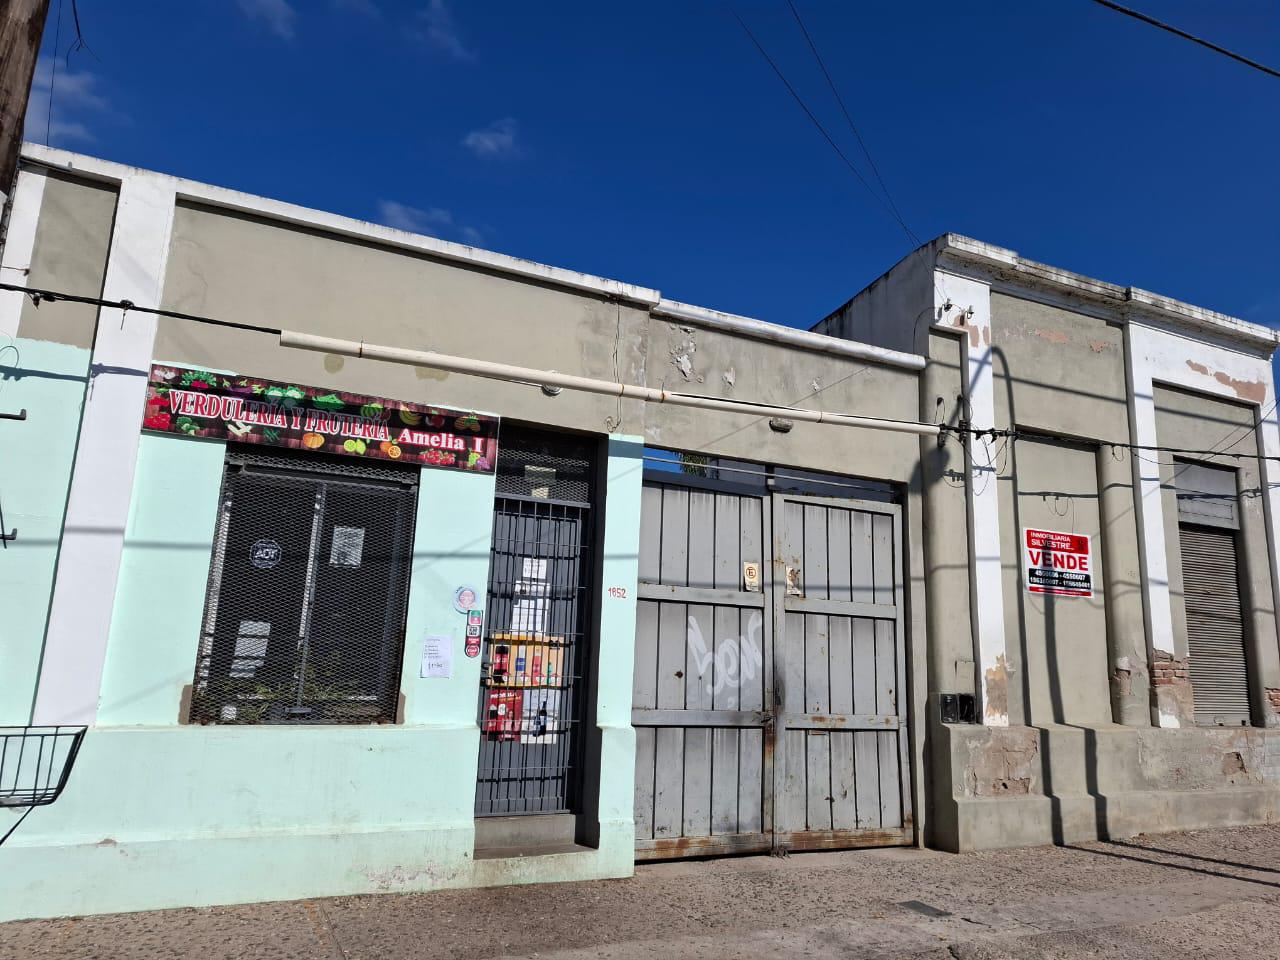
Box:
xmin=0 ymin=0 xmax=50 ymax=212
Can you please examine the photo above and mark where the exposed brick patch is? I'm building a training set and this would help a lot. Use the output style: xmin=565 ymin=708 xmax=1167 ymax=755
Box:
xmin=1152 ymin=651 xmax=1195 ymax=725
xmin=1266 ymin=688 xmax=1280 ymax=713
xmin=1152 ymin=651 xmax=1190 ymax=686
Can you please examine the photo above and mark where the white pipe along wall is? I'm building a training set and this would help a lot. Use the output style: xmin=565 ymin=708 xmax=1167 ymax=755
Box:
xmin=278 ymin=331 xmax=942 ymax=438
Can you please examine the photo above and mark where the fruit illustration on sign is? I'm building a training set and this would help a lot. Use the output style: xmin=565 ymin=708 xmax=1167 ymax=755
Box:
xmin=312 ymin=392 xmax=344 ymax=411
xmin=302 ymin=432 xmax=325 ymax=449
xmin=360 ymin=402 xmax=383 ymax=420
xmin=399 ymin=408 xmax=422 ymax=426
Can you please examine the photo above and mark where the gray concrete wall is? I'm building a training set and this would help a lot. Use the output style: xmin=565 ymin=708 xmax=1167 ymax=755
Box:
xmin=811 ymin=248 xmax=932 ymax=356
xmin=1154 ymin=384 xmax=1280 ymax=725
xmin=1001 ymin=435 xmax=1112 ymax=725
xmin=989 ymin=293 xmax=1147 ymax=727
xmin=158 ymin=202 xmax=652 ymax=436
xmin=17 ymin=172 xmax=118 ymax=349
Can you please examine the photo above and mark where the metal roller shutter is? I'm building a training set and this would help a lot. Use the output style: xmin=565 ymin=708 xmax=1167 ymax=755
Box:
xmin=1179 ymin=525 xmax=1251 ymax=726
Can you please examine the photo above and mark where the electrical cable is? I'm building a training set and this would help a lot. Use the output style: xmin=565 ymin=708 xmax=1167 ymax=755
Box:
xmin=7 ymin=280 xmax=1277 ymax=462
xmin=0 ymin=281 xmax=283 ymax=336
xmin=784 ymin=0 xmax=921 ymax=248
xmin=45 ymin=0 xmax=64 ymax=146
xmin=1088 ymin=0 xmax=1280 ymax=80
xmin=731 ymin=11 xmax=915 ymax=244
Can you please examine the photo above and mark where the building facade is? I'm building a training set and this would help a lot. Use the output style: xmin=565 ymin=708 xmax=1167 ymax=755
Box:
xmin=1 ymin=146 xmax=1278 ymax=921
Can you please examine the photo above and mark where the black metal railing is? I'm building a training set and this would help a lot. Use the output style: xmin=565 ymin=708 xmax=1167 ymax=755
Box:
xmin=0 ymin=726 xmax=87 ymax=846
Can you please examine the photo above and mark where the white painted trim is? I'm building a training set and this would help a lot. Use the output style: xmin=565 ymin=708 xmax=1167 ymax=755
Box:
xmin=0 ymin=168 xmax=48 ymax=339
xmin=653 ymin=299 xmax=925 ymax=370
xmin=937 ymin=234 xmax=1280 ymax=353
xmin=935 ymin=270 xmax=1008 ymax=726
xmin=33 ymin=172 xmax=178 ymax=726
xmin=1126 ymin=319 xmax=1280 ymax=727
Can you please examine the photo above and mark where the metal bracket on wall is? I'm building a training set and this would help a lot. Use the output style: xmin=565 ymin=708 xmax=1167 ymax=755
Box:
xmin=0 ymin=408 xmax=27 ymax=545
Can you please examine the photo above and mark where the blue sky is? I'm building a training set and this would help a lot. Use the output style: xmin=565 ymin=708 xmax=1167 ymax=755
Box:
xmin=24 ymin=1 xmax=1280 ymax=331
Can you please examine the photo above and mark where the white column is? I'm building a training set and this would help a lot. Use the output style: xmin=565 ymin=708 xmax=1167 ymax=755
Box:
xmin=1123 ymin=324 xmax=1177 ymax=664
xmin=0 ymin=167 xmax=48 ymax=339
xmin=936 ymin=271 xmax=1008 ymax=726
xmin=33 ymin=173 xmax=176 ymax=725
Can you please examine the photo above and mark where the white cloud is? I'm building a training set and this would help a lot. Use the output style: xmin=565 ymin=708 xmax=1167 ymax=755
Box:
xmin=237 ymin=0 xmax=297 ymax=40
xmin=23 ymin=60 xmax=111 ymax=144
xmin=376 ymin=201 xmax=484 ymax=246
xmin=462 ymin=117 xmax=518 ymax=158
xmin=417 ymin=0 xmax=471 ymax=60
xmin=332 ymin=0 xmax=380 ymax=16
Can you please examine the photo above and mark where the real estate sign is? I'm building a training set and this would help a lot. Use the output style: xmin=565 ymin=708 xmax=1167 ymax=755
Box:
xmin=141 ymin=364 xmax=499 ymax=473
xmin=1023 ymin=528 xmax=1093 ymax=598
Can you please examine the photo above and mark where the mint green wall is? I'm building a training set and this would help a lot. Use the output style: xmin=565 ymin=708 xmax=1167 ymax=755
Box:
xmin=399 ymin=466 xmax=496 ymax=726
xmin=593 ymin=436 xmax=643 ymax=837
xmin=98 ymin=434 xmax=224 ymax=725
xmin=0 ymin=339 xmax=89 ymax=724
xmin=1 ymin=431 xmax=645 ymax=922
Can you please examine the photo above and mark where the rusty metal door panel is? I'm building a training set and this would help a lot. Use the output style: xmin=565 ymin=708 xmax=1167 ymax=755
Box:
xmin=633 ymin=477 xmax=910 ymax=859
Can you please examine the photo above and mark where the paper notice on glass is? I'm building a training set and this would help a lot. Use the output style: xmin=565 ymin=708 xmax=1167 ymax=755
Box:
xmin=521 ymin=557 xmax=548 ymax=581
xmin=511 ymin=597 xmax=547 ymax=635
xmin=420 ymin=635 xmax=453 ymax=679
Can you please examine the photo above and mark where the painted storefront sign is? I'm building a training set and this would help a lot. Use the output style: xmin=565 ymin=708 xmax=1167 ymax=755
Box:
xmin=1023 ymin=528 xmax=1093 ymax=598
xmin=142 ymin=365 xmax=499 ymax=472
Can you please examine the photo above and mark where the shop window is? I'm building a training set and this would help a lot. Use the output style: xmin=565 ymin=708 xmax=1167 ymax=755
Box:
xmin=188 ymin=449 xmax=418 ymax=724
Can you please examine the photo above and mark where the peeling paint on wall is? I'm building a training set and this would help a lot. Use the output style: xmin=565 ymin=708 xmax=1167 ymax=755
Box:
xmin=1185 ymin=359 xmax=1267 ymax=402
xmin=669 ymin=327 xmax=697 ymax=382
xmin=983 ymin=654 xmax=1009 ymax=723
xmin=722 ymin=366 xmax=736 ymax=389
xmin=1032 ymin=328 xmax=1069 ymax=345
xmin=961 ymin=726 xmax=1039 ymax=797
xmin=1088 ymin=340 xmax=1113 ymax=354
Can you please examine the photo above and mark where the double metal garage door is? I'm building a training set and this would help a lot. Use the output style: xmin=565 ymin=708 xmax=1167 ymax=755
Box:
xmin=633 ymin=475 xmax=911 ymax=858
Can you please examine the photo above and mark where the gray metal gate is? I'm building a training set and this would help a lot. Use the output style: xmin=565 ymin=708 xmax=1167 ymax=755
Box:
xmin=632 ymin=473 xmax=910 ymax=859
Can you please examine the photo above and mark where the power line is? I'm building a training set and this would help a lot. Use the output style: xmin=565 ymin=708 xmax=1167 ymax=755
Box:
xmin=731 ymin=10 xmax=918 ymax=244
xmin=784 ymin=0 xmax=921 ymax=248
xmin=0 ymin=281 xmax=283 ymax=336
xmin=1089 ymin=0 xmax=1280 ymax=80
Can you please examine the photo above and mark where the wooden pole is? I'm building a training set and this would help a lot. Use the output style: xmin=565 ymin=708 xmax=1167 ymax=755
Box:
xmin=0 ymin=0 xmax=50 ymax=210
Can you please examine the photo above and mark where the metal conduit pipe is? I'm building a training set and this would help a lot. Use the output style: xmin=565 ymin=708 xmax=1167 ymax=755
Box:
xmin=278 ymin=331 xmax=942 ymax=438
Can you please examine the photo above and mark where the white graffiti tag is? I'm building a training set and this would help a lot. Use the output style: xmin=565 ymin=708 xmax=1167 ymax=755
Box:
xmin=686 ymin=611 xmax=763 ymax=702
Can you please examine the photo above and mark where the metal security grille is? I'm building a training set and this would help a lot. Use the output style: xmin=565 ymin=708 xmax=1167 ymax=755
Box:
xmin=1181 ymin=524 xmax=1252 ymax=726
xmin=189 ymin=449 xmax=418 ymax=724
xmin=475 ymin=430 xmax=596 ymax=816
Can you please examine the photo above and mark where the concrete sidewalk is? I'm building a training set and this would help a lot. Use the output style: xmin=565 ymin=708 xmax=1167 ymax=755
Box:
xmin=5 ymin=825 xmax=1280 ymax=959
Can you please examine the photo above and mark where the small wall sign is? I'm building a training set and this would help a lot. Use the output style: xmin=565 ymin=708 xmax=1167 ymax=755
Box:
xmin=453 ymin=585 xmax=480 ymax=614
xmin=464 ymin=636 xmax=482 ymax=658
xmin=420 ymin=635 xmax=453 ymax=679
xmin=1023 ymin=528 xmax=1093 ymax=598
xmin=250 ymin=539 xmax=282 ymax=569
xmin=742 ymin=561 xmax=761 ymax=592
